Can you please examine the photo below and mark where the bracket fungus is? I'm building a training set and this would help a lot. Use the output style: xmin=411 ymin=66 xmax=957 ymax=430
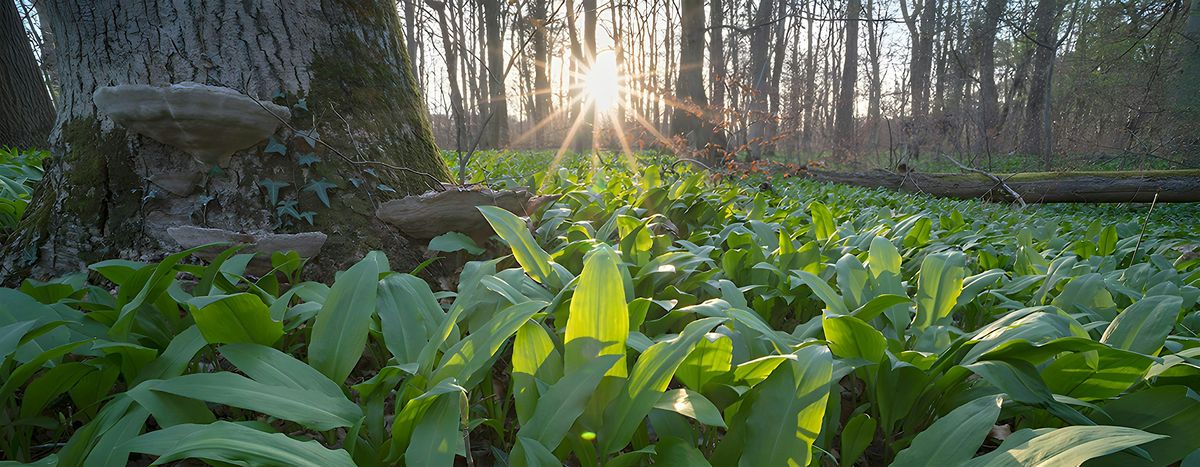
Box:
xmin=93 ymin=82 xmax=291 ymax=165
xmin=376 ymin=188 xmax=535 ymax=240
xmin=167 ymin=226 xmax=326 ymax=271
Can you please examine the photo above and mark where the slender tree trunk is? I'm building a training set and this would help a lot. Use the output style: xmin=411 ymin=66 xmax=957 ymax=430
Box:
xmin=431 ymin=1 xmax=466 ymax=151
xmin=976 ymin=0 xmax=1005 ymax=154
xmin=532 ymin=0 xmax=551 ymax=147
xmin=1021 ymin=0 xmax=1058 ymax=163
xmin=404 ymin=0 xmax=422 ymax=87
xmin=672 ymin=0 xmax=710 ymax=155
xmin=834 ymin=0 xmax=861 ymax=159
xmin=865 ymin=0 xmax=883 ymax=150
xmin=0 ymin=0 xmax=56 ymax=149
xmin=901 ymin=0 xmax=937 ymax=160
xmin=746 ymin=0 xmax=774 ymax=160
xmin=1172 ymin=0 xmax=1200 ymax=151
xmin=2 ymin=0 xmax=451 ymax=282
xmin=484 ymin=0 xmax=511 ymax=147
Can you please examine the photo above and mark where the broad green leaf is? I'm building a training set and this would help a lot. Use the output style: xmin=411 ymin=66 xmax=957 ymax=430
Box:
xmin=809 ymin=201 xmax=835 ymax=242
xmin=218 ymin=343 xmax=344 ymax=399
xmin=1088 ymin=386 xmax=1200 ymax=466
xmin=676 ymin=332 xmax=732 ymax=391
xmin=428 ymin=231 xmax=485 ymax=255
xmin=125 ymin=421 xmax=355 ymax=466
xmin=891 ymin=395 xmax=1004 ymax=467
xmin=377 ymin=273 xmax=444 ymax=364
xmin=654 ymin=437 xmax=711 ymax=466
xmin=913 ymin=251 xmax=967 ymax=331
xmin=479 ymin=205 xmax=557 ymax=286
xmin=719 ymin=345 xmax=833 ymax=467
xmin=405 ymin=392 xmax=463 ymax=467
xmin=823 ymin=313 xmax=886 ymax=362
xmin=792 ymin=270 xmax=848 ymax=315
xmin=513 ymin=321 xmax=563 ymax=424
xmin=188 ymin=293 xmax=282 ymax=346
xmin=600 ymin=317 xmax=727 ymax=453
xmin=565 ymin=244 xmax=629 ymax=427
xmin=148 ymin=372 xmax=361 ymax=431
xmin=653 ymin=388 xmax=726 ymax=428
xmin=515 ymin=354 xmax=620 ymax=452
xmin=433 ymin=300 xmax=546 ymax=385
xmin=309 ymin=252 xmax=382 ymax=384
xmin=841 ymin=413 xmax=876 ymax=467
xmin=510 ymin=436 xmax=562 ymax=467
xmin=962 ymin=425 xmax=1164 ymax=467
xmin=1101 ymin=295 xmax=1183 ymax=355
xmin=133 ymin=325 xmax=205 ymax=385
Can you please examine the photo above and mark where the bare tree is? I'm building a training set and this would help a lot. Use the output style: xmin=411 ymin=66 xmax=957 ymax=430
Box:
xmin=1021 ymin=0 xmax=1060 ymax=166
xmin=484 ymin=0 xmax=511 ymax=147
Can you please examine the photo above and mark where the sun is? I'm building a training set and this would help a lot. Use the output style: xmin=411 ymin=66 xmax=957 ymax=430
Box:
xmin=584 ymin=50 xmax=620 ymax=113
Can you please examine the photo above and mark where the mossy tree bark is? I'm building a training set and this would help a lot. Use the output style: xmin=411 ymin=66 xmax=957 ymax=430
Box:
xmin=1 ymin=0 xmax=452 ymax=282
xmin=0 ymin=0 xmax=56 ymax=149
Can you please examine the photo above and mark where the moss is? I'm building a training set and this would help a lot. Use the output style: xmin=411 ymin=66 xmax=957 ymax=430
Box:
xmin=307 ymin=26 xmax=452 ymax=197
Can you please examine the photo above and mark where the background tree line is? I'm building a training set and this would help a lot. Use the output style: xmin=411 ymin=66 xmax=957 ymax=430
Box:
xmin=7 ymin=0 xmax=1200 ymax=170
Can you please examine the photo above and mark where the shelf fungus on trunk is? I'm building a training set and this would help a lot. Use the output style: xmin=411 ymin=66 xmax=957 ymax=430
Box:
xmin=376 ymin=187 xmax=541 ymax=242
xmin=92 ymin=82 xmax=291 ymax=166
xmin=167 ymin=226 xmax=326 ymax=272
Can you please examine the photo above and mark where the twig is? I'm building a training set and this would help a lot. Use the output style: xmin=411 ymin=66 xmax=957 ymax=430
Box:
xmin=1130 ymin=192 xmax=1160 ymax=266
xmin=238 ymin=81 xmax=449 ymax=193
xmin=940 ymin=153 xmax=1026 ymax=207
xmin=669 ymin=157 xmax=715 ymax=173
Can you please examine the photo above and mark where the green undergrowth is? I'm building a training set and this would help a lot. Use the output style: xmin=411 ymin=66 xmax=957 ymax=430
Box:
xmin=2 ymin=151 xmax=1200 ymax=466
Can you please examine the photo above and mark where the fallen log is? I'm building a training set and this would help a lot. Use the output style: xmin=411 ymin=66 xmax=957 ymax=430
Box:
xmin=802 ymin=169 xmax=1200 ymax=203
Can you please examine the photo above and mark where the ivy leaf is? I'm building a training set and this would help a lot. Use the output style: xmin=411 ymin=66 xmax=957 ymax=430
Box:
xmin=364 ymin=168 xmax=378 ymax=178
xmin=295 ymin=129 xmax=319 ymax=149
xmin=271 ymin=88 xmax=285 ymax=100
xmin=296 ymin=153 xmax=320 ymax=167
xmin=376 ymin=183 xmax=396 ymax=193
xmin=303 ymin=179 xmax=337 ymax=208
xmin=298 ymin=211 xmax=316 ymax=225
xmin=276 ymin=200 xmax=301 ymax=220
xmin=264 ymin=137 xmax=288 ymax=156
xmin=294 ymin=98 xmax=308 ymax=112
xmin=207 ymin=165 xmax=224 ymax=177
xmin=349 ymin=178 xmax=364 ymax=188
xmin=259 ymin=179 xmax=290 ymax=205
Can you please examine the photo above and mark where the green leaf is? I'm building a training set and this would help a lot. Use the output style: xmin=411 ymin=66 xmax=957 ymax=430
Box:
xmin=428 ymin=231 xmax=486 ymax=255
xmin=515 ymin=354 xmax=620 ymax=452
xmin=309 ymin=252 xmax=383 ymax=384
xmin=841 ymin=413 xmax=877 ymax=467
xmin=823 ymin=313 xmax=887 ymax=362
xmin=218 ymin=344 xmax=344 ymax=399
xmin=600 ymin=317 xmax=727 ymax=453
xmin=377 ymin=273 xmax=444 ymax=365
xmin=1101 ymin=295 xmax=1183 ymax=355
xmin=405 ymin=393 xmax=463 ymax=467
xmin=148 ymin=372 xmax=362 ymax=431
xmin=1087 ymin=386 xmax=1200 ymax=466
xmin=565 ymin=244 xmax=629 ymax=426
xmin=433 ymin=300 xmax=546 ymax=386
xmin=913 ymin=251 xmax=967 ymax=331
xmin=302 ymin=179 xmax=336 ymax=208
xmin=891 ymin=395 xmax=1004 ymax=467
xmin=809 ymin=201 xmax=836 ymax=242
xmin=478 ymin=205 xmax=557 ymax=286
xmin=792 ymin=270 xmax=848 ymax=315
xmin=258 ymin=178 xmax=289 ymax=204
xmin=513 ymin=321 xmax=563 ymax=424
xmin=654 ymin=437 xmax=711 ymax=466
xmin=126 ymin=421 xmax=355 ymax=466
xmin=717 ymin=346 xmax=833 ymax=467
xmin=962 ymin=425 xmax=1164 ymax=467
xmin=188 ymin=293 xmax=282 ymax=346
xmin=510 ymin=437 xmax=563 ymax=467
xmin=1098 ymin=225 xmax=1118 ymax=256
xmin=653 ymin=388 xmax=726 ymax=428
xmin=676 ymin=332 xmax=732 ymax=391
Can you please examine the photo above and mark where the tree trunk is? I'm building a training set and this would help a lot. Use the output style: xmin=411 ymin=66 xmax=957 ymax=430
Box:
xmin=2 ymin=0 xmax=452 ymax=282
xmin=1021 ymin=0 xmax=1058 ymax=162
xmin=901 ymin=0 xmax=938 ymax=160
xmin=0 ymin=0 xmax=56 ymax=149
xmin=865 ymin=0 xmax=883 ymax=149
xmin=746 ymin=0 xmax=774 ymax=160
xmin=976 ymin=0 xmax=1005 ymax=155
xmin=531 ymin=0 xmax=551 ymax=147
xmin=709 ymin=0 xmax=725 ymax=113
xmin=671 ymin=0 xmax=709 ymax=153
xmin=431 ymin=1 xmax=467 ymax=151
xmin=834 ymin=0 xmax=861 ymax=159
xmin=805 ymin=169 xmax=1200 ymax=203
xmin=484 ymin=0 xmax=511 ymax=147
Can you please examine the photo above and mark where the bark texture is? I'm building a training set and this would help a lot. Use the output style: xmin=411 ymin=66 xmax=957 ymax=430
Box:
xmin=805 ymin=170 xmax=1200 ymax=203
xmin=746 ymin=0 xmax=774 ymax=160
xmin=834 ymin=0 xmax=861 ymax=158
xmin=2 ymin=0 xmax=452 ymax=282
xmin=1021 ymin=0 xmax=1059 ymax=161
xmin=0 ymin=0 xmax=56 ymax=149
xmin=671 ymin=0 xmax=709 ymax=152
xmin=975 ymin=0 xmax=1005 ymax=154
